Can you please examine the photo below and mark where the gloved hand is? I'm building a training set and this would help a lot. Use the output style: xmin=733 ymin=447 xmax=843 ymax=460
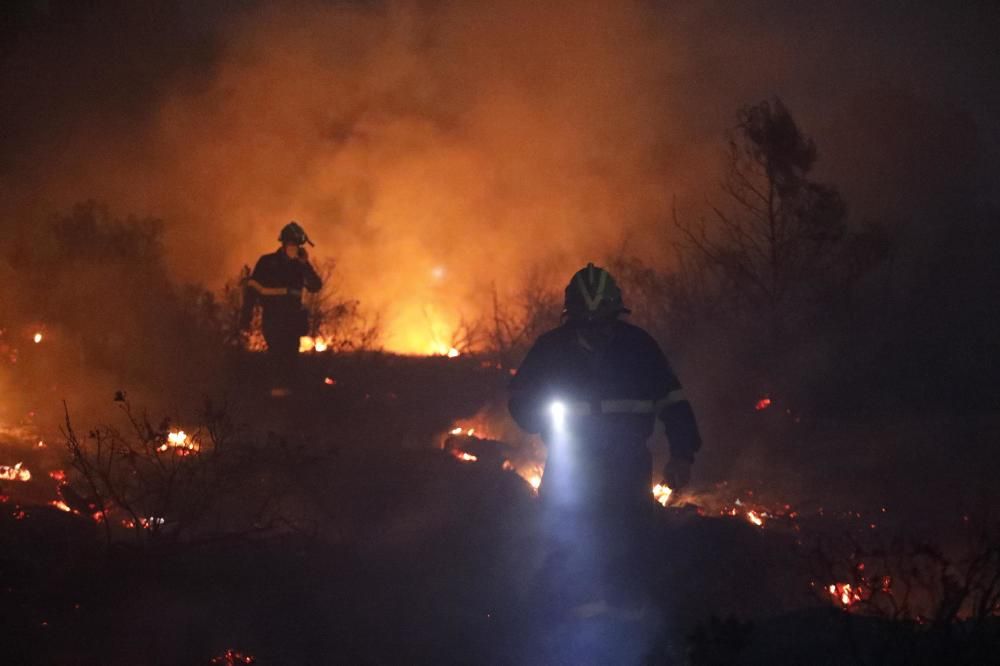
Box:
xmin=663 ymin=457 xmax=693 ymax=491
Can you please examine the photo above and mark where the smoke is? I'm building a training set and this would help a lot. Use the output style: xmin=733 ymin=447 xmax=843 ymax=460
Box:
xmin=1 ymin=0 xmax=998 ymax=352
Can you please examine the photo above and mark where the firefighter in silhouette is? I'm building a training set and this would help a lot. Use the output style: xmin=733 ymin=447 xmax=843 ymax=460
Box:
xmin=508 ymin=263 xmax=701 ymax=626
xmin=240 ymin=222 xmax=323 ymax=396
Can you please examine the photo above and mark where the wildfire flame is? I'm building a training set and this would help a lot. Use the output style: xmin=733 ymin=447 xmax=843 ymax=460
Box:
xmin=298 ymin=336 xmax=329 ymax=353
xmin=0 ymin=462 xmax=31 ymax=482
xmin=828 ymin=583 xmax=862 ymax=607
xmin=32 ymin=332 xmax=43 ymax=344
xmin=157 ymin=430 xmax=199 ymax=455
xmin=652 ymin=483 xmax=673 ymax=507
xmin=746 ymin=509 xmax=764 ymax=526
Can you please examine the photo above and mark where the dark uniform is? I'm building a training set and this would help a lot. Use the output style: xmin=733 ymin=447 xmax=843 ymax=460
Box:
xmin=509 ymin=318 xmax=700 ymax=509
xmin=508 ymin=264 xmax=701 ymax=620
xmin=243 ymin=247 xmax=322 ymax=385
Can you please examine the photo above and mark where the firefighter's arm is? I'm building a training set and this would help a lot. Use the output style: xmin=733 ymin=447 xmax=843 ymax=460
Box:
xmin=646 ymin=335 xmax=702 ymax=462
xmin=302 ymin=262 xmax=323 ymax=293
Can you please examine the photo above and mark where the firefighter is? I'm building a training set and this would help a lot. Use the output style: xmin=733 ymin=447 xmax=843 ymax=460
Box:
xmin=508 ymin=262 xmax=701 ymax=625
xmin=240 ymin=221 xmax=323 ymax=396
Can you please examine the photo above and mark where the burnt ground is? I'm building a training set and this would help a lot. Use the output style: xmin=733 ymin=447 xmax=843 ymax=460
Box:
xmin=1 ymin=353 xmax=998 ymax=665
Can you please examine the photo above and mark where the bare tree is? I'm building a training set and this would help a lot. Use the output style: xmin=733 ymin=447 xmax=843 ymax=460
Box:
xmin=675 ymin=98 xmax=854 ymax=338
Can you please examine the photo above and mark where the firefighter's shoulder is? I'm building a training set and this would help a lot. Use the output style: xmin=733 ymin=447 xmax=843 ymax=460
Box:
xmin=611 ymin=319 xmax=659 ymax=348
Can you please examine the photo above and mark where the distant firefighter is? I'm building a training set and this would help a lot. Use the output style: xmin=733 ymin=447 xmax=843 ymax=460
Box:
xmin=241 ymin=221 xmax=322 ymax=396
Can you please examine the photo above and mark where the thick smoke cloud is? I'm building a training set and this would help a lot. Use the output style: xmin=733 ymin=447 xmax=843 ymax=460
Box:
xmin=2 ymin=0 xmax=998 ymax=351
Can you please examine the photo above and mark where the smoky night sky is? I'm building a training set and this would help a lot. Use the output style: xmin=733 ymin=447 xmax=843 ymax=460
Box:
xmin=1 ymin=0 xmax=999 ymax=350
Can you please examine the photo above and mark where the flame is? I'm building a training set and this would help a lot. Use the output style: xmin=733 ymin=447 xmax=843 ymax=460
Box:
xmin=746 ymin=510 xmax=764 ymax=527
xmin=430 ymin=341 xmax=461 ymax=357
xmin=0 ymin=462 xmax=31 ymax=482
xmin=827 ymin=583 xmax=862 ymax=607
xmin=449 ymin=427 xmax=463 ymax=435
xmin=453 ymin=451 xmax=478 ymax=463
xmin=324 ymin=376 xmax=336 ymax=385
xmin=755 ymin=397 xmax=772 ymax=411
xmin=157 ymin=430 xmax=199 ymax=454
xmin=652 ymin=483 xmax=673 ymax=507
xmin=298 ymin=336 xmax=329 ymax=353
xmin=32 ymin=332 xmax=43 ymax=344
xmin=50 ymin=500 xmax=72 ymax=512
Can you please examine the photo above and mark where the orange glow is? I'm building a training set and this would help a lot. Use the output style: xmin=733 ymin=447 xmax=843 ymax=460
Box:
xmin=755 ymin=397 xmax=772 ymax=411
xmin=50 ymin=500 xmax=72 ymax=513
xmin=32 ymin=332 xmax=43 ymax=344
xmin=746 ymin=510 xmax=764 ymax=527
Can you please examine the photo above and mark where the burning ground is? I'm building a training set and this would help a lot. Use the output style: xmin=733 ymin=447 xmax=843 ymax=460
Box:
xmin=1 ymin=347 xmax=999 ymax=664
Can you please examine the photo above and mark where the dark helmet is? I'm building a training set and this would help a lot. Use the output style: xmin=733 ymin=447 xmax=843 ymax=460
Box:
xmin=278 ymin=221 xmax=314 ymax=246
xmin=564 ymin=262 xmax=629 ymax=321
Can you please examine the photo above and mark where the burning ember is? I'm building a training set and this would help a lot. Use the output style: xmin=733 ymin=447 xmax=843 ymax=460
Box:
xmin=210 ymin=649 xmax=256 ymax=665
xmin=755 ymin=397 xmax=772 ymax=411
xmin=828 ymin=582 xmax=863 ymax=608
xmin=746 ymin=509 xmax=764 ymax=527
xmin=157 ymin=430 xmax=199 ymax=455
xmin=652 ymin=483 xmax=673 ymax=507
xmin=32 ymin=332 xmax=43 ymax=344
xmin=0 ymin=462 xmax=31 ymax=482
xmin=453 ymin=452 xmax=478 ymax=463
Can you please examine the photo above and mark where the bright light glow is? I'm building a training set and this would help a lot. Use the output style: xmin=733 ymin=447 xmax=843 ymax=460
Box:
xmin=528 ymin=475 xmax=542 ymax=491
xmin=549 ymin=401 xmax=567 ymax=431
xmin=33 ymin=333 xmax=43 ymax=344
xmin=430 ymin=265 xmax=446 ymax=281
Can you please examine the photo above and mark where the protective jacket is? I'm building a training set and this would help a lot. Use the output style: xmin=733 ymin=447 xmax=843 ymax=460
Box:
xmin=509 ymin=318 xmax=700 ymax=462
xmin=242 ymin=249 xmax=323 ymax=337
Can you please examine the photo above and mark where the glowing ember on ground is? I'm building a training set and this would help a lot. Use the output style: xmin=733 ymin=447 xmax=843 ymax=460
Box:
xmin=0 ymin=462 xmax=31 ymax=482
xmin=746 ymin=510 xmax=764 ymax=526
xmin=755 ymin=397 xmax=772 ymax=411
xmin=828 ymin=582 xmax=863 ymax=607
xmin=323 ymin=377 xmax=336 ymax=385
xmin=50 ymin=500 xmax=72 ymax=513
xmin=453 ymin=451 xmax=478 ymax=463
xmin=449 ymin=427 xmax=463 ymax=435
xmin=49 ymin=470 xmax=66 ymax=481
xmin=32 ymin=332 xmax=43 ymax=344
xmin=157 ymin=430 xmax=199 ymax=454
xmin=652 ymin=483 xmax=673 ymax=507
xmin=210 ymin=649 xmax=256 ymax=665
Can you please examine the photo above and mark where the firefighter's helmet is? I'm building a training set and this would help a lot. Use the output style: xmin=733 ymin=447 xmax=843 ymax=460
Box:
xmin=278 ymin=221 xmax=314 ymax=246
xmin=564 ymin=263 xmax=629 ymax=321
